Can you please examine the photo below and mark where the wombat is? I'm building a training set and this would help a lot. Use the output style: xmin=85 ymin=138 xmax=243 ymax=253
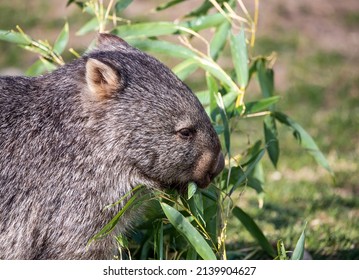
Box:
xmin=0 ymin=33 xmax=224 ymax=259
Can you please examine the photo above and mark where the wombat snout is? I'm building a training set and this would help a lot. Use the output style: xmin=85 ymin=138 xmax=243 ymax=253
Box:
xmin=193 ymin=151 xmax=225 ymax=189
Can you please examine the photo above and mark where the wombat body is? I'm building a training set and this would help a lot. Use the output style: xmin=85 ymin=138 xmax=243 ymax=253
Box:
xmin=0 ymin=34 xmax=224 ymax=259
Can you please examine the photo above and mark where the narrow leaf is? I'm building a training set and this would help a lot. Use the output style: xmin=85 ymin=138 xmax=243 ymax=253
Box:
xmin=277 ymin=240 xmax=288 ymax=260
xmin=206 ymin=73 xmax=219 ymax=122
xmin=215 ymin=92 xmax=230 ymax=154
xmin=88 ymin=189 xmax=142 ymax=244
xmin=115 ymin=0 xmax=133 ymax=12
xmin=210 ymin=20 xmax=230 ymax=60
xmin=229 ymin=148 xmax=265 ymax=195
xmin=126 ymin=39 xmax=196 ymax=59
xmin=53 ymin=22 xmax=69 ymax=55
xmin=233 ymin=207 xmax=276 ymax=257
xmin=257 ymin=59 xmax=274 ymax=99
xmin=0 ymin=30 xmax=30 ymax=45
xmin=182 ymin=13 xmax=226 ymax=31
xmin=230 ymin=30 xmax=249 ymax=90
xmin=172 ymin=59 xmax=198 ymax=81
xmin=244 ymin=96 xmax=281 ymax=115
xmin=264 ymin=115 xmax=279 ymax=167
xmin=155 ymin=0 xmax=187 ymax=11
xmin=154 ymin=221 xmax=164 ymax=260
xmin=126 ymin=39 xmax=239 ymax=93
xmin=113 ymin=22 xmax=179 ymax=39
xmin=187 ymin=182 xmax=198 ymax=200
xmin=26 ymin=59 xmax=47 ymax=76
xmin=291 ymin=224 xmax=307 ymax=260
xmin=160 ymin=203 xmax=216 ymax=260
xmin=273 ymin=112 xmax=334 ymax=175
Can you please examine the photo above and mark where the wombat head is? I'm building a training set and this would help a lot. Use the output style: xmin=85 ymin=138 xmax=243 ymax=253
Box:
xmin=83 ymin=33 xmax=224 ymax=191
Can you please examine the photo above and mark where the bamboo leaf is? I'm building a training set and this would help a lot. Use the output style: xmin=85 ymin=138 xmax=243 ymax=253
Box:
xmin=127 ymin=39 xmax=239 ymax=93
xmin=257 ymin=59 xmax=274 ymax=100
xmin=229 ymin=148 xmax=265 ymax=195
xmin=172 ymin=59 xmax=198 ymax=81
xmin=233 ymin=207 xmax=276 ymax=257
xmin=264 ymin=115 xmax=280 ymax=167
xmin=244 ymin=96 xmax=281 ymax=115
xmin=277 ymin=240 xmax=288 ymax=260
xmin=53 ymin=22 xmax=69 ymax=55
xmin=126 ymin=39 xmax=196 ymax=59
xmin=206 ymin=73 xmax=219 ymax=122
xmin=215 ymin=92 xmax=230 ymax=154
xmin=88 ymin=188 xmax=144 ymax=245
xmin=273 ymin=111 xmax=334 ymax=175
xmin=160 ymin=203 xmax=216 ymax=260
xmin=187 ymin=182 xmax=198 ymax=200
xmin=230 ymin=29 xmax=249 ymax=90
xmin=155 ymin=0 xmax=187 ymax=11
xmin=25 ymin=59 xmax=47 ymax=76
xmin=291 ymin=224 xmax=307 ymax=260
xmin=0 ymin=30 xmax=31 ymax=45
xmin=115 ymin=0 xmax=133 ymax=13
xmin=154 ymin=221 xmax=164 ymax=260
xmin=210 ymin=21 xmax=230 ymax=60
xmin=113 ymin=22 xmax=180 ymax=39
xmin=182 ymin=13 xmax=226 ymax=31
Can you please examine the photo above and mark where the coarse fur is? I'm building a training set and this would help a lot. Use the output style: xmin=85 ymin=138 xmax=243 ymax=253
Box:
xmin=0 ymin=34 xmax=224 ymax=259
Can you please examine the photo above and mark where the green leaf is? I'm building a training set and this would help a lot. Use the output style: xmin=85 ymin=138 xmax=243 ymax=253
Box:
xmin=38 ymin=58 xmax=57 ymax=72
xmin=187 ymin=182 xmax=198 ymax=200
xmin=87 ymin=189 xmax=140 ymax=245
xmin=246 ymin=176 xmax=264 ymax=194
xmin=206 ymin=73 xmax=219 ymax=122
xmin=25 ymin=60 xmax=47 ymax=76
xmin=273 ymin=111 xmax=334 ymax=175
xmin=210 ymin=20 xmax=230 ymax=60
xmin=76 ymin=18 xmax=99 ymax=36
xmin=189 ymin=192 xmax=205 ymax=227
xmin=113 ymin=22 xmax=180 ymax=39
xmin=115 ymin=0 xmax=133 ymax=13
xmin=155 ymin=0 xmax=187 ymax=11
xmin=230 ymin=29 xmax=249 ymax=90
xmin=127 ymin=39 xmax=196 ymax=59
xmin=182 ymin=13 xmax=226 ymax=31
xmin=53 ymin=22 xmax=69 ymax=55
xmin=291 ymin=223 xmax=307 ymax=260
xmin=244 ymin=96 xmax=281 ymax=115
xmin=172 ymin=59 xmax=198 ymax=81
xmin=257 ymin=59 xmax=274 ymax=100
xmin=160 ymin=203 xmax=216 ymax=260
xmin=229 ymin=148 xmax=265 ymax=195
xmin=233 ymin=207 xmax=276 ymax=257
xmin=215 ymin=92 xmax=230 ymax=154
xmin=154 ymin=221 xmax=164 ymax=260
xmin=0 ymin=30 xmax=31 ymax=45
xmin=126 ymin=39 xmax=239 ymax=93
xmin=264 ymin=115 xmax=279 ymax=167
xmin=277 ymin=240 xmax=288 ymax=260
xmin=185 ymin=0 xmax=226 ymax=17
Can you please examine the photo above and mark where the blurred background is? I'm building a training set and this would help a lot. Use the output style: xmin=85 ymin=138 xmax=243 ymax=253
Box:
xmin=0 ymin=0 xmax=358 ymax=259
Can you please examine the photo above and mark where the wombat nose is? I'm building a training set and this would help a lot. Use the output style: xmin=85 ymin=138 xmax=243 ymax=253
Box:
xmin=211 ymin=152 xmax=225 ymax=179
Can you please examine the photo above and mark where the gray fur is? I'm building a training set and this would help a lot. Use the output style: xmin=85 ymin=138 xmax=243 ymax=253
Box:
xmin=0 ymin=34 xmax=224 ymax=259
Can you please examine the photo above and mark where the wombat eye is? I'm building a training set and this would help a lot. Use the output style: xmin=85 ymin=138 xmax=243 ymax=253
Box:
xmin=177 ymin=128 xmax=194 ymax=139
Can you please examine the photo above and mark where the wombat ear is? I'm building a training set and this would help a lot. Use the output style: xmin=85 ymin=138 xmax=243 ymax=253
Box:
xmin=85 ymin=58 xmax=121 ymax=100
